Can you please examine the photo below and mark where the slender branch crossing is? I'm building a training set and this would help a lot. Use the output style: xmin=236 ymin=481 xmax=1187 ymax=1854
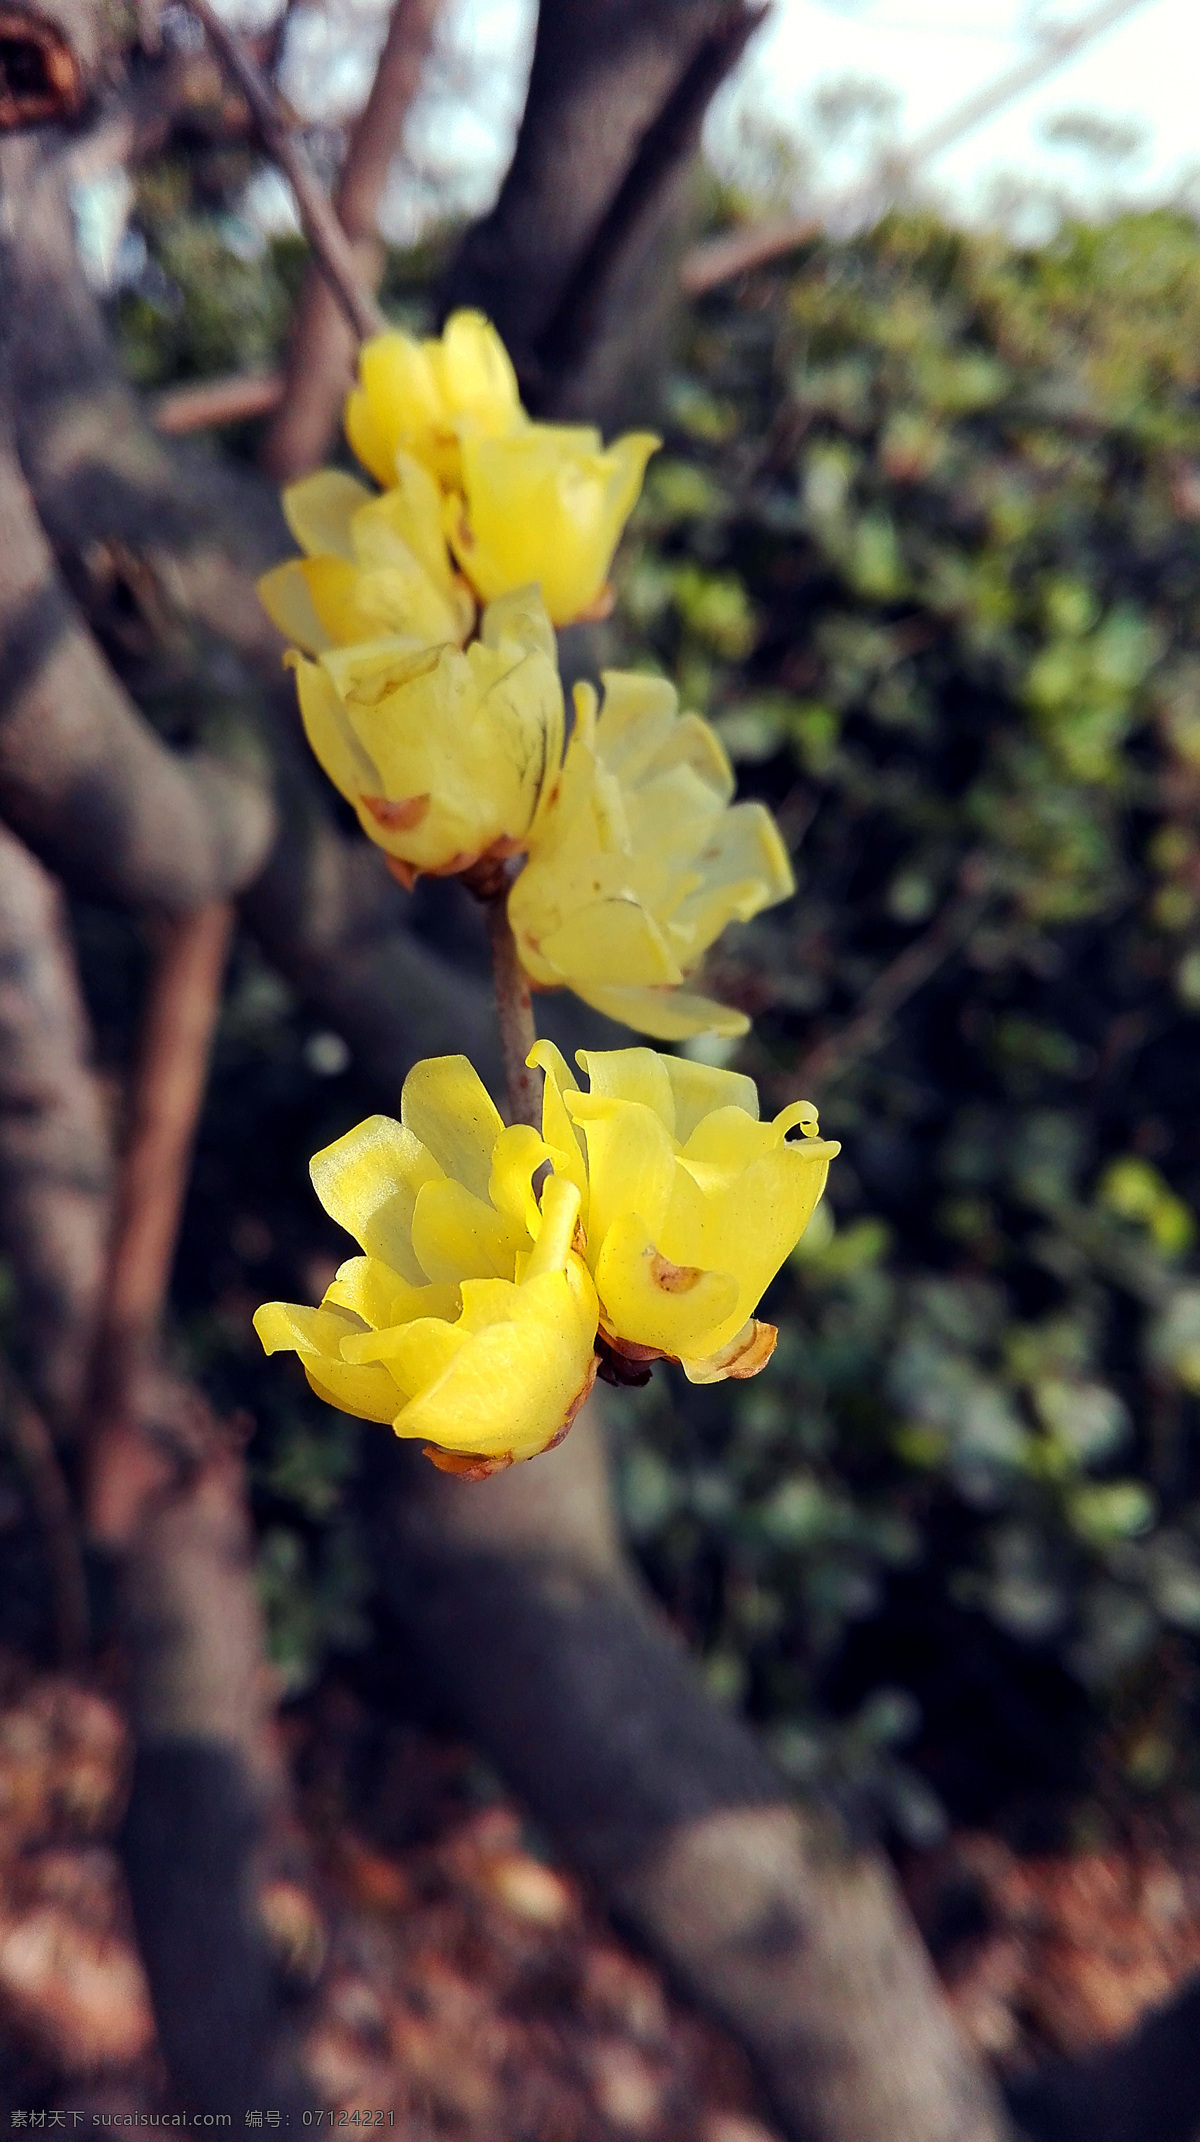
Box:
xmin=88 ymin=901 xmax=234 ymax=1549
xmin=186 ymin=0 xmax=387 ymax=343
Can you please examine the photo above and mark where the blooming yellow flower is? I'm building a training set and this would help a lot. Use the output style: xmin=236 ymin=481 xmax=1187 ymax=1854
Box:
xmin=528 ymin=1044 xmax=838 ymax=1383
xmin=447 ymin=422 xmax=659 ymax=627
xmin=508 ymin=671 xmax=795 ymax=1038
xmin=254 ymin=1056 xmax=599 ymax=1475
xmin=345 ymin=311 xmax=522 ymax=491
xmin=288 ymin=585 xmax=564 ymax=885
xmin=257 ymin=457 xmax=474 ymax=655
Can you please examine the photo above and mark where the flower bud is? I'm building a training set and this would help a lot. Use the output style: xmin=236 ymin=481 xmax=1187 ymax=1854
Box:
xmin=345 ymin=311 xmax=523 ymax=490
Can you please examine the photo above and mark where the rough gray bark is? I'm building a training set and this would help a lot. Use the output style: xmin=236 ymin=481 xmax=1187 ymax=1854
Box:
xmin=0 ymin=371 xmax=275 ymax=911
xmin=119 ymin=1442 xmax=316 ymax=2121
xmin=0 ymin=818 xmax=111 ymax=1426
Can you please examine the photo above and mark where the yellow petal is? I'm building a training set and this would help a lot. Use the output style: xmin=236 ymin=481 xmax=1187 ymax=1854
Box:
xmin=291 ymin=652 xmax=381 ymax=804
xmin=574 ymin=1047 xmax=675 ymax=1125
xmin=304 ymin=553 xmax=462 ymax=649
xmin=593 ymin=1212 xmax=739 ymax=1359
xmin=400 ymin=1054 xmax=505 ymax=1201
xmin=452 ymin=424 xmax=659 ymax=625
xmin=677 ymin=1105 xmax=782 ymax=1174
xmin=309 ymin=1113 xmax=441 ymax=1283
xmin=283 ymin=469 xmax=371 ymax=559
xmin=257 ymin=561 xmax=332 ymax=653
xmin=478 ymin=583 xmax=558 ymax=666
xmin=410 ymin=1176 xmax=524 ymax=1283
xmin=591 ymin=670 xmax=679 ymax=773
xmin=659 ymin=1138 xmax=839 ymax=1351
xmin=488 ymin=1122 xmax=555 ymax=1238
xmin=346 ymin=330 xmax=442 ymax=484
xmin=570 ymin=981 xmax=751 ymax=1042
xmin=253 ymin=1300 xmax=399 ymax=1423
xmin=322 ymin=1254 xmax=406 ymax=1328
xmin=345 ymin=385 xmax=393 ymax=489
xmin=596 ymin=675 xmax=732 ymax=803
xmin=526 ymin=1041 xmax=588 ymax=1209
xmin=325 ymin=1254 xmax=459 ymax=1331
xmin=303 ymin=1360 xmax=402 ymax=1423
xmin=432 ymin=310 xmax=522 ymax=437
xmin=361 ymin=1312 xmax=468 ymax=1399
xmin=523 ymin=1171 xmax=582 ymax=1280
xmin=536 ymin=899 xmax=680 ymax=989
xmin=392 ymin=1266 xmax=597 ymax=1461
xmin=565 ymin=1095 xmax=676 ymax=1252
xmin=663 ymin=1057 xmax=759 ymax=1142
xmin=352 ymin=456 xmax=451 ymax=587
xmin=668 ymin=802 xmax=796 ymax=958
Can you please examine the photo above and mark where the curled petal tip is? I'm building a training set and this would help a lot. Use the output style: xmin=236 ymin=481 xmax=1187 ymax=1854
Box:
xmin=682 ymin=1320 xmax=778 ymax=1385
xmin=423 ymin=1446 xmax=516 ymax=1479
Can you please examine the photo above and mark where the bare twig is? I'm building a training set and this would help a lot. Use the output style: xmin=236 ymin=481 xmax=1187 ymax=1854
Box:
xmin=186 ymin=0 xmax=386 ymax=344
xmin=262 ymin=0 xmax=441 ymax=481
xmin=153 ymin=369 xmax=285 ymax=435
xmin=484 ymin=893 xmax=541 ymax=1130
xmin=103 ymin=903 xmax=233 ymax=1371
xmin=790 ymin=863 xmax=991 ymax=1097
xmin=681 ymin=0 xmax=1154 ymax=295
xmin=88 ymin=901 xmax=234 ymax=1549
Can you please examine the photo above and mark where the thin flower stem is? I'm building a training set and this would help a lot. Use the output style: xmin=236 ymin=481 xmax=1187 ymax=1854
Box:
xmin=484 ymin=894 xmax=542 ymax=1130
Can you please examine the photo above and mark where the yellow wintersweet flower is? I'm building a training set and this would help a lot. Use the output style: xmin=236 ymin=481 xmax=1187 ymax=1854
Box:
xmin=288 ymin=586 xmax=564 ymax=886
xmin=508 ymin=672 xmax=795 ymax=1039
xmin=447 ymin=422 xmax=660 ymax=627
xmin=345 ymin=311 xmax=522 ymax=491
xmin=528 ymin=1044 xmax=838 ymax=1384
xmin=254 ymin=1056 xmax=599 ymax=1476
xmin=257 ymin=457 xmax=473 ymax=655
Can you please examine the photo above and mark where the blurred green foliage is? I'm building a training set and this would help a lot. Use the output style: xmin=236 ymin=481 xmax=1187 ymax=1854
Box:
xmin=105 ymin=189 xmax=1200 ymax=1834
xmin=607 ymin=208 xmax=1200 ymax=1839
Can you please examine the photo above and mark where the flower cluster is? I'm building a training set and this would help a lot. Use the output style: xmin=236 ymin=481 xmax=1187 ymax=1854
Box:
xmin=257 ymin=309 xmax=836 ymax=1470
xmin=255 ymin=1050 xmax=838 ymax=1476
xmin=258 ymin=310 xmax=794 ymax=1038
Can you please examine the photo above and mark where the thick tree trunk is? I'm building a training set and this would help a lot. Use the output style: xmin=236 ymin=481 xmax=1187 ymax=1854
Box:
xmin=118 ymin=1441 xmax=316 ymax=2120
xmin=0 ymin=370 xmax=274 ymax=910
xmin=439 ymin=0 xmax=762 ymax=425
xmin=0 ymin=818 xmax=111 ymax=1427
xmin=371 ymin=1407 xmax=1016 ymax=2142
